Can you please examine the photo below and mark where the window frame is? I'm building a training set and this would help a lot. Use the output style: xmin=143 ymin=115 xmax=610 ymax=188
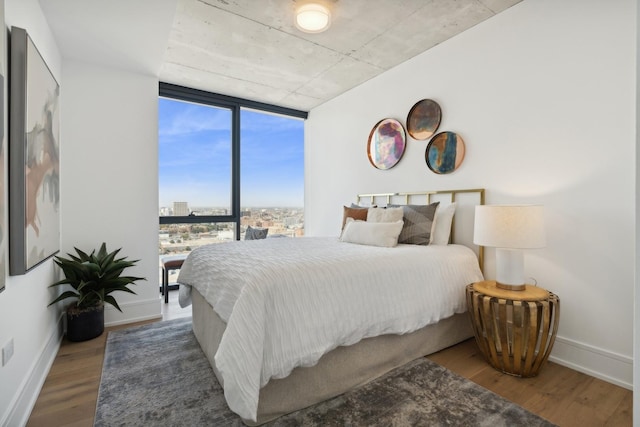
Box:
xmin=158 ymin=82 xmax=308 ymax=240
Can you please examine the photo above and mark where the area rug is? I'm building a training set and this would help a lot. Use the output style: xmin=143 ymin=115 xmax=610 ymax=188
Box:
xmin=95 ymin=317 xmax=556 ymax=426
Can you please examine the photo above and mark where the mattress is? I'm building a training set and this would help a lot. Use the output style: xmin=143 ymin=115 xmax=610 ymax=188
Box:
xmin=178 ymin=237 xmax=483 ymax=421
xmin=191 ymin=288 xmax=474 ymax=425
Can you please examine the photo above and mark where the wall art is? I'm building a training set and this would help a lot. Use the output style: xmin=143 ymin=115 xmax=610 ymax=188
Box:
xmin=9 ymin=27 xmax=60 ymax=275
xmin=425 ymin=131 xmax=465 ymax=174
xmin=367 ymin=118 xmax=406 ymax=170
xmin=407 ymin=99 xmax=441 ymax=140
xmin=0 ymin=0 xmax=5 ymax=291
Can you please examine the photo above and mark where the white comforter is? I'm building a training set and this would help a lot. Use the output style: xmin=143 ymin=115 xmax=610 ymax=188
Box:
xmin=177 ymin=237 xmax=483 ymax=422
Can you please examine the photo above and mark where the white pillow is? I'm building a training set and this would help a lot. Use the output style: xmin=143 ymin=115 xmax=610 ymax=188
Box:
xmin=367 ymin=207 xmax=404 ymax=223
xmin=340 ymin=219 xmax=404 ymax=247
xmin=430 ymin=203 xmax=456 ymax=245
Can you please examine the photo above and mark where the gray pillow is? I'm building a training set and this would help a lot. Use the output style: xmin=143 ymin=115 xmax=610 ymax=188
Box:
xmin=245 ymin=226 xmax=269 ymax=240
xmin=388 ymin=202 xmax=440 ymax=245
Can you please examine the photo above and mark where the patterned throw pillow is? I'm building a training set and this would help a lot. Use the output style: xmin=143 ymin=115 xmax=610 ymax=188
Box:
xmin=245 ymin=226 xmax=269 ymax=240
xmin=388 ymin=202 xmax=440 ymax=245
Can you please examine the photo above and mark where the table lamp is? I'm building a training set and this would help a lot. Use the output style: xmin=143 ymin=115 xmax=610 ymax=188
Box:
xmin=473 ymin=205 xmax=545 ymax=291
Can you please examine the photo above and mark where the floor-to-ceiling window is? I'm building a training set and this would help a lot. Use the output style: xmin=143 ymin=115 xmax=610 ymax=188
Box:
xmin=240 ymin=108 xmax=305 ymax=238
xmin=158 ymin=83 xmax=306 ymax=257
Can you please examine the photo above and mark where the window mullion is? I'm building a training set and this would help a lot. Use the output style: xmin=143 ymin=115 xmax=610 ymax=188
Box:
xmin=232 ymin=104 xmax=241 ymax=240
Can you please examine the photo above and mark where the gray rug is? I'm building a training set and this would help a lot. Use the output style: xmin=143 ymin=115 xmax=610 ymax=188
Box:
xmin=95 ymin=317 xmax=556 ymax=426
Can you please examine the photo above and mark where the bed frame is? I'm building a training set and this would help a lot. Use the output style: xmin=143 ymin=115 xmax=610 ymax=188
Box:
xmin=190 ymin=188 xmax=485 ymax=425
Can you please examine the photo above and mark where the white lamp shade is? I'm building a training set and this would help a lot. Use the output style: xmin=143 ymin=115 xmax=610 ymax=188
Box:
xmin=295 ymin=4 xmax=331 ymax=33
xmin=473 ymin=205 xmax=546 ymax=249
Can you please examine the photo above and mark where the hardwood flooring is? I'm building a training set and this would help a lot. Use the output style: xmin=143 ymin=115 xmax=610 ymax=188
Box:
xmin=27 ymin=291 xmax=631 ymax=426
xmin=26 ymin=291 xmax=190 ymax=427
xmin=427 ymin=340 xmax=632 ymax=426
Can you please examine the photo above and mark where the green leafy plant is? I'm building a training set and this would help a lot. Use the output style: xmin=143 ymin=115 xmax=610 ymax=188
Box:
xmin=48 ymin=243 xmax=146 ymax=312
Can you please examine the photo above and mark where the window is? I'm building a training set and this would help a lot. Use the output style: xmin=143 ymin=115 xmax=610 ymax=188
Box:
xmin=240 ymin=109 xmax=305 ymax=238
xmin=159 ymin=98 xmax=233 ymax=215
xmin=158 ymin=83 xmax=307 ymax=256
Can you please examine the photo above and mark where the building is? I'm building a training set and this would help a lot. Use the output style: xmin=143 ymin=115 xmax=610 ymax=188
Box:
xmin=0 ymin=0 xmax=637 ymax=425
xmin=172 ymin=201 xmax=189 ymax=216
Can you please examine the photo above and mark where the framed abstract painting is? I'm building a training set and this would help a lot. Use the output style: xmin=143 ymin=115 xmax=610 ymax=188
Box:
xmin=0 ymin=0 xmax=5 ymax=291
xmin=367 ymin=118 xmax=406 ymax=170
xmin=426 ymin=131 xmax=465 ymax=174
xmin=9 ymin=27 xmax=60 ymax=275
xmin=406 ymin=99 xmax=441 ymax=140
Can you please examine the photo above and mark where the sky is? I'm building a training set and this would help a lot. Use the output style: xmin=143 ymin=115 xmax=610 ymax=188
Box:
xmin=158 ymin=97 xmax=304 ymax=208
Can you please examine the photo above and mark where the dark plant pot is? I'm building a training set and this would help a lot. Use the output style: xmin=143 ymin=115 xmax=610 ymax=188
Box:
xmin=66 ymin=303 xmax=105 ymax=342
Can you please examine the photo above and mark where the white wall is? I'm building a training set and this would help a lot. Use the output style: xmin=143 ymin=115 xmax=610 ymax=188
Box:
xmin=306 ymin=0 xmax=635 ymax=388
xmin=0 ymin=1 xmax=63 ymax=425
xmin=60 ymin=60 xmax=161 ymax=326
xmin=635 ymin=0 xmax=640 ymax=419
xmin=1 ymin=1 xmax=165 ymax=424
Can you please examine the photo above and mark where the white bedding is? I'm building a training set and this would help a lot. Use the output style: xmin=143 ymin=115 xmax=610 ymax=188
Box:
xmin=177 ymin=237 xmax=483 ymax=422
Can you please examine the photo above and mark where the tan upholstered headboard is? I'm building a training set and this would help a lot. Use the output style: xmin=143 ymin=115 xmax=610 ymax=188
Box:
xmin=356 ymin=189 xmax=485 ymax=272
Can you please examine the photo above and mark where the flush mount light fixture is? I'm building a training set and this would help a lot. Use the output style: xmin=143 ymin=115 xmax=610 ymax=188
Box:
xmin=295 ymin=3 xmax=331 ymax=33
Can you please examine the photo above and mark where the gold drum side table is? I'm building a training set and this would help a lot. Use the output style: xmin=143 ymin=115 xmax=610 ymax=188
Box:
xmin=466 ymin=280 xmax=560 ymax=377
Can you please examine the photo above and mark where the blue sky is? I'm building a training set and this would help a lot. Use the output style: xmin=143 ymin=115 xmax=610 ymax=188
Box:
xmin=159 ymin=98 xmax=304 ymax=208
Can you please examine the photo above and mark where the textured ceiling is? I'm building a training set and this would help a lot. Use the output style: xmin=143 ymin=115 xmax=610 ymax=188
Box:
xmin=40 ymin=0 xmax=522 ymax=112
xmin=160 ymin=0 xmax=522 ymax=111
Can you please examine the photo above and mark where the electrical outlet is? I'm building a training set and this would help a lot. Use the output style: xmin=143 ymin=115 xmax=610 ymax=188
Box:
xmin=2 ymin=338 xmax=14 ymax=367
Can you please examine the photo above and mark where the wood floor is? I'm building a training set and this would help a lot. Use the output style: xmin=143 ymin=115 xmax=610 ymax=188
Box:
xmin=27 ymin=291 xmax=631 ymax=427
xmin=26 ymin=291 xmax=191 ymax=427
xmin=427 ymin=341 xmax=632 ymax=426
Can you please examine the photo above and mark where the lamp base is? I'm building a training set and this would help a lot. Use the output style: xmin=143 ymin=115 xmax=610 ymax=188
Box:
xmin=496 ymin=281 xmax=526 ymax=291
xmin=495 ymin=248 xmax=526 ymax=291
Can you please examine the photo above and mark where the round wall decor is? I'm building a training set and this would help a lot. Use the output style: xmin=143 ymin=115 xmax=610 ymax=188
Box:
xmin=426 ymin=131 xmax=465 ymax=174
xmin=407 ymin=99 xmax=441 ymax=140
xmin=367 ymin=118 xmax=406 ymax=170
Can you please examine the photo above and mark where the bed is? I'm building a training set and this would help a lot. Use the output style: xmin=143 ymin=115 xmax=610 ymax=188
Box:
xmin=177 ymin=189 xmax=485 ymax=425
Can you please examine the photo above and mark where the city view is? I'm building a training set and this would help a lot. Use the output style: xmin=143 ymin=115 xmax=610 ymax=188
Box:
xmin=158 ymin=96 xmax=305 ymax=258
xmin=159 ymin=203 xmax=304 ymax=255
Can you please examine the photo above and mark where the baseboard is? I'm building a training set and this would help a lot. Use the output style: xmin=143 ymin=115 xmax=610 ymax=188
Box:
xmin=549 ymin=335 xmax=632 ymax=390
xmin=2 ymin=313 xmax=64 ymax=427
xmin=104 ymin=297 xmax=162 ymax=327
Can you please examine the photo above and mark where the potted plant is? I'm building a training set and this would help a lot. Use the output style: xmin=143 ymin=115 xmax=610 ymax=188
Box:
xmin=48 ymin=242 xmax=146 ymax=342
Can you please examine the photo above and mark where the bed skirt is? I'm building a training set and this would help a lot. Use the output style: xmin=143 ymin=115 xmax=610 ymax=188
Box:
xmin=191 ymin=288 xmax=473 ymax=425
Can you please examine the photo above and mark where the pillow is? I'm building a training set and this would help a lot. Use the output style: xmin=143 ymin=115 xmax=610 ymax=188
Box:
xmin=388 ymin=202 xmax=439 ymax=245
xmin=367 ymin=206 xmax=404 ymax=223
xmin=342 ymin=206 xmax=369 ymax=230
xmin=430 ymin=202 xmax=457 ymax=245
xmin=340 ymin=219 xmax=404 ymax=247
xmin=245 ymin=226 xmax=269 ymax=240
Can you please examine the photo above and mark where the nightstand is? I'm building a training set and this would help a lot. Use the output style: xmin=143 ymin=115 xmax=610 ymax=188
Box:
xmin=465 ymin=280 xmax=560 ymax=377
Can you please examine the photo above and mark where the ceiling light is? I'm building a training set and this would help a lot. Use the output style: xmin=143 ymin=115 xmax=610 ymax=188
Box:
xmin=295 ymin=3 xmax=331 ymax=33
